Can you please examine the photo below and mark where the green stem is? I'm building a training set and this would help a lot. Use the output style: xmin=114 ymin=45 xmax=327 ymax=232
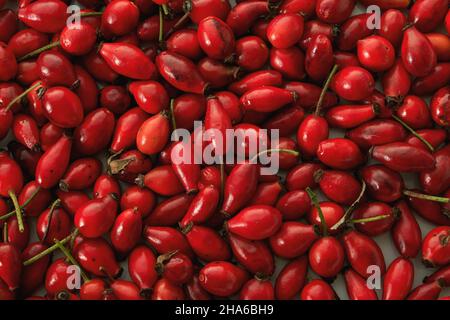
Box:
xmin=331 ymin=181 xmax=366 ymax=231
xmin=54 ymin=238 xmax=89 ymax=282
xmin=306 ymin=187 xmax=328 ymax=237
xmin=5 ymin=81 xmax=42 ymax=111
xmin=3 ymin=222 xmax=8 ymax=243
xmin=9 ymin=191 xmax=24 ymax=233
xmin=23 ymin=229 xmax=78 ymax=266
xmin=403 ymin=190 xmax=449 ymax=203
xmin=315 ymin=64 xmax=339 ymax=116
xmin=250 ymin=148 xmax=300 ymax=163
xmin=349 ymin=215 xmax=391 ymax=224
xmin=161 ymin=4 xmax=169 ymax=15
xmin=41 ymin=199 xmax=61 ymax=243
xmin=0 ymin=185 xmax=41 ymax=221
xmin=392 ymin=114 xmax=434 ymax=152
xmin=80 ymin=11 xmax=103 ymax=17
xmin=159 ymin=6 xmax=164 ymax=43
xmin=18 ymin=42 xmax=60 ymax=62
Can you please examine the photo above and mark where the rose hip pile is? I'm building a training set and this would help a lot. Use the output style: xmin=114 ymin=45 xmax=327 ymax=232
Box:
xmin=0 ymin=0 xmax=449 ymax=301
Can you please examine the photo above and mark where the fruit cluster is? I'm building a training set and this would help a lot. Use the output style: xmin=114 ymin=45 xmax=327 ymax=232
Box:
xmin=0 ymin=0 xmax=449 ymax=300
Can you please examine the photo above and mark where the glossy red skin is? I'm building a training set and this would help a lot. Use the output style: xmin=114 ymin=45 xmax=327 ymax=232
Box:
xmin=128 ymin=245 xmax=157 ymax=293
xmin=156 ymin=51 xmax=207 ymax=94
xmin=270 ymin=47 xmax=306 ymax=80
xmin=215 ymin=91 xmax=242 ymax=124
xmin=272 ymin=139 xmax=299 ymax=170
xmin=0 ymin=43 xmax=17 ymax=81
xmin=331 ymin=66 xmax=375 ymax=101
xmin=0 ymin=154 xmax=24 ymax=197
xmin=185 ymin=225 xmax=230 ymax=262
xmin=144 ymin=226 xmax=193 ymax=258
xmin=426 ymin=33 xmax=450 ymax=62
xmin=263 ymin=105 xmax=304 ymax=138
xmin=280 ymin=0 xmax=316 ymax=17
xmin=250 ymin=19 xmax=269 ymax=42
xmin=110 ymin=208 xmax=142 ymax=255
xmin=198 ymin=57 xmax=239 ymax=88
xmin=275 ymin=256 xmax=308 ymax=300
xmin=412 ymin=63 xmax=450 ymax=96
xmin=199 ymin=261 xmax=248 ymax=297
xmin=141 ymin=165 xmax=184 ymax=196
xmin=407 ymin=281 xmax=442 ymax=300
xmin=45 ymin=259 xmax=73 ymax=297
xmin=420 ymin=145 xmax=450 ymax=195
xmin=424 ymin=265 xmax=450 ymax=287
xmin=396 ymin=95 xmax=432 ymax=129
xmin=60 ymin=22 xmax=96 ymax=56
xmin=317 ymin=170 xmax=361 ymax=205
xmin=235 ymin=36 xmax=268 ymax=71
xmin=166 ymin=29 xmax=203 ymax=60
xmin=5 ymin=215 xmax=30 ymax=251
xmin=408 ymin=192 xmax=450 ymax=226
xmin=93 ymin=174 xmax=121 ymax=199
xmin=0 ymin=10 xmax=18 ymax=43
xmin=115 ymin=147 xmax=152 ymax=182
xmin=336 ymin=14 xmax=371 ymax=51
xmin=56 ymin=190 xmax=89 ymax=216
xmin=308 ymin=201 xmax=344 ymax=235
xmin=12 ymin=114 xmax=40 ymax=151
xmin=382 ymin=59 xmax=411 ymax=99
xmin=73 ymin=108 xmax=115 ymax=156
xmin=35 ymin=135 xmax=71 ymax=189
xmin=82 ymin=50 xmax=119 ymax=83
xmin=110 ymin=107 xmax=148 ymax=153
xmin=422 ymin=226 xmax=450 ymax=267
xmin=309 ymin=236 xmax=345 ymax=278
xmin=409 ymin=0 xmax=448 ymax=33
xmin=379 ymin=9 xmax=406 ymax=48
xmin=401 ymin=27 xmax=437 ymax=77
xmin=136 ymin=15 xmax=177 ymax=42
xmin=344 ymin=269 xmax=378 ymax=300
xmin=18 ymin=181 xmax=51 ymax=217
xmin=0 ymin=108 xmax=12 ymax=140
xmin=299 ymin=20 xmax=333 ymax=50
xmin=197 ymin=16 xmax=235 ymax=60
xmin=73 ymin=65 xmax=98 ymax=113
xmin=100 ymin=85 xmax=130 ymax=115
xmin=317 ymin=138 xmax=364 ymax=170
xmin=74 ymin=194 xmax=118 ymax=238
xmin=102 ymin=0 xmax=139 ymax=36
xmin=229 ymin=70 xmax=283 ymax=96
xmin=157 ymin=252 xmax=193 ymax=285
xmin=189 ymin=0 xmax=231 ymax=25
xmin=221 ymin=163 xmax=259 ymax=217
xmin=406 ymin=129 xmax=447 ymax=152
xmin=430 ymin=86 xmax=450 ymax=127
xmin=357 ymin=35 xmax=395 ymax=72
xmin=276 ymin=190 xmax=311 ymax=221
xmin=228 ymin=232 xmax=274 ymax=276
xmin=75 ymin=237 xmax=122 ymax=278
xmin=100 ymin=43 xmax=156 ymax=80
xmin=0 ymin=82 xmax=23 ymax=113
xmin=360 ymin=165 xmax=403 ymax=203
xmin=226 ymin=1 xmax=269 ymax=36
xmin=36 ymin=205 xmax=71 ymax=245
xmin=60 ymin=158 xmax=101 ymax=191
xmin=110 ymin=280 xmax=142 ymax=300
xmin=136 ymin=113 xmax=170 ymax=156
xmin=447 ymin=10 xmax=450 ymax=34
xmin=144 ymin=194 xmax=191 ymax=226
xmin=305 ymin=34 xmax=333 ymax=82
xmin=172 ymin=94 xmax=206 ymax=130
xmin=285 ymin=82 xmax=337 ymax=110
xmin=227 ymin=205 xmax=282 ymax=240
xmin=342 ymin=230 xmax=386 ymax=279
xmin=151 ymin=278 xmax=185 ymax=300
xmin=326 ymin=104 xmax=377 ymax=129
xmin=240 ymin=279 xmax=274 ymax=300
xmin=42 ymin=87 xmax=84 ymax=128
xmin=18 ymin=0 xmax=68 ymax=33
xmin=353 ymin=202 xmax=396 ymax=236
xmin=129 ymin=81 xmax=169 ymax=114
xmin=382 ymin=257 xmax=414 ymax=300
xmin=171 ymin=143 xmax=201 ymax=194
xmin=347 ymin=120 xmax=407 ymax=150
xmin=20 ymin=242 xmax=49 ymax=298
xmin=37 ymin=51 xmax=77 ymax=87
xmin=119 ymin=186 xmax=154 ymax=219
xmin=300 ymin=279 xmax=337 ymax=300
xmin=315 ymin=0 xmax=355 ymax=24
xmin=286 ymin=163 xmax=323 ymax=191
xmin=267 ymin=13 xmax=304 ymax=49
xmin=7 ymin=142 xmax=41 ymax=178
xmin=80 ymin=279 xmax=109 ymax=300
xmin=16 ymin=60 xmax=40 ymax=86
xmin=198 ymin=166 xmax=222 ymax=191
xmin=372 ymin=142 xmax=436 ymax=173
xmin=241 ymin=86 xmax=296 ymax=113
xmin=180 ymin=186 xmax=219 ymax=227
